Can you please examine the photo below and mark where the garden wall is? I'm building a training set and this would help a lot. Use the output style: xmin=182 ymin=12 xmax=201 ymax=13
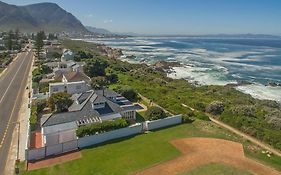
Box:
xmin=78 ymin=123 xmax=142 ymax=148
xmin=145 ymin=115 xmax=182 ymax=131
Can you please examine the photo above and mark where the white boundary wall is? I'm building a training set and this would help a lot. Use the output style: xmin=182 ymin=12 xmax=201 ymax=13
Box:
xmin=146 ymin=115 xmax=182 ymax=131
xmin=26 ymin=115 xmax=182 ymax=160
xmin=78 ymin=123 xmax=142 ymax=148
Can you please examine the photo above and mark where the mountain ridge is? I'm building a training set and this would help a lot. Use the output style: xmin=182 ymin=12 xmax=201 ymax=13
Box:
xmin=0 ymin=1 xmax=88 ymax=33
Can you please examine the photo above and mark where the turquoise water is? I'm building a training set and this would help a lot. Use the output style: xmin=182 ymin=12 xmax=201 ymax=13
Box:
xmin=84 ymin=37 xmax=281 ymax=102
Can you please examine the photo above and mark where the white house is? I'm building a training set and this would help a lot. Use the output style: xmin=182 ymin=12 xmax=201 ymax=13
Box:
xmin=41 ymin=89 xmax=142 ymax=146
xmin=49 ymin=81 xmax=90 ymax=95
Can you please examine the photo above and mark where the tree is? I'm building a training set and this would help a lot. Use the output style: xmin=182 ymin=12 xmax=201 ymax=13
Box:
xmin=41 ymin=65 xmax=52 ymax=74
xmin=52 ymin=52 xmax=62 ymax=59
xmin=5 ymin=30 xmax=13 ymax=50
xmin=116 ymin=86 xmax=138 ymax=102
xmin=48 ymin=33 xmax=57 ymax=40
xmin=83 ymin=59 xmax=108 ymax=78
xmin=91 ymin=76 xmax=108 ymax=89
xmin=35 ymin=31 xmax=46 ymax=59
xmin=205 ymin=101 xmax=224 ymax=115
xmin=48 ymin=92 xmax=73 ymax=112
xmin=106 ymin=73 xmax=118 ymax=84
xmin=145 ymin=106 xmax=167 ymax=121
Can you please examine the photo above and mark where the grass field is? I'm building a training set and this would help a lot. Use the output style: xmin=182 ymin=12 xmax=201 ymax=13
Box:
xmin=178 ymin=163 xmax=252 ymax=175
xmin=21 ymin=120 xmax=281 ymax=175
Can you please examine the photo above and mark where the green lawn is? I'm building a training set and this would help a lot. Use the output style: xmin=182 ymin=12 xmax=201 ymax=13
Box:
xmin=178 ymin=163 xmax=252 ymax=175
xmin=21 ymin=120 xmax=281 ymax=175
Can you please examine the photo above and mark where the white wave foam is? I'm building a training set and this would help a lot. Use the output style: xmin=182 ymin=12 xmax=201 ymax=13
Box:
xmin=167 ymin=66 xmax=235 ymax=86
xmin=236 ymin=84 xmax=281 ymax=102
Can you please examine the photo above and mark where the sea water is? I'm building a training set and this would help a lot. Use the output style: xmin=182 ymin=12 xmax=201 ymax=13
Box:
xmin=84 ymin=37 xmax=281 ymax=102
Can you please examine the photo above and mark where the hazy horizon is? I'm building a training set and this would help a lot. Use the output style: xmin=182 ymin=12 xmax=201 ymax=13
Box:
xmin=2 ymin=0 xmax=281 ymax=36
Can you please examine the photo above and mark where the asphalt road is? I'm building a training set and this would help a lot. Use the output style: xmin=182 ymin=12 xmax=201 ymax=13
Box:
xmin=0 ymin=50 xmax=33 ymax=174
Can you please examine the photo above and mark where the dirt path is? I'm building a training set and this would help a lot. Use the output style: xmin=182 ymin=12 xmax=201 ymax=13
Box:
xmin=180 ymin=103 xmax=281 ymax=157
xmin=135 ymin=138 xmax=281 ymax=175
xmin=208 ymin=115 xmax=281 ymax=157
xmin=138 ymin=93 xmax=174 ymax=115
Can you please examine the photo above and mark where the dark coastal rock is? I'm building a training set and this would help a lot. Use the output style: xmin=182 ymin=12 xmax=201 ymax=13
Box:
xmin=225 ymin=80 xmax=253 ymax=88
xmin=97 ymin=44 xmax=123 ymax=58
xmin=151 ymin=60 xmax=181 ymax=73
xmin=267 ymin=82 xmax=281 ymax=87
xmin=153 ymin=60 xmax=181 ymax=69
xmin=126 ymin=55 xmax=136 ymax=59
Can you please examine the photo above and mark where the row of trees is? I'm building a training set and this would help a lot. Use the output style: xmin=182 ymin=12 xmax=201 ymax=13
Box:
xmin=3 ymin=29 xmax=23 ymax=51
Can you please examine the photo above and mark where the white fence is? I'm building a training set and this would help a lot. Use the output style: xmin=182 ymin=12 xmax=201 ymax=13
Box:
xmin=145 ymin=115 xmax=182 ymax=131
xmin=26 ymin=115 xmax=182 ymax=161
xmin=78 ymin=123 xmax=142 ymax=148
xmin=26 ymin=140 xmax=78 ymax=161
xmin=45 ymin=129 xmax=77 ymax=146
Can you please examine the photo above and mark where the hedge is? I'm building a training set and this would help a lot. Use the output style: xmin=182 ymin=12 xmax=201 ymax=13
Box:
xmin=76 ymin=118 xmax=129 ymax=138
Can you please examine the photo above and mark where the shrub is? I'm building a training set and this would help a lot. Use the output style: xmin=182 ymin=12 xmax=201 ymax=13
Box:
xmin=230 ymin=105 xmax=256 ymax=117
xmin=116 ymin=86 xmax=138 ymax=102
xmin=76 ymin=118 xmax=129 ymax=138
xmin=182 ymin=115 xmax=194 ymax=123
xmin=205 ymin=101 xmax=224 ymax=115
xmin=145 ymin=106 xmax=167 ymax=121
xmin=29 ymin=104 xmax=38 ymax=131
xmin=265 ymin=110 xmax=281 ymax=130
xmin=91 ymin=76 xmax=108 ymax=89
xmin=195 ymin=111 xmax=210 ymax=121
xmin=34 ymin=99 xmax=47 ymax=113
xmin=32 ymin=75 xmax=43 ymax=83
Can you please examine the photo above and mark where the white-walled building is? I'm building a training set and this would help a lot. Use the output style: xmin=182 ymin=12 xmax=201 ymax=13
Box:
xmin=49 ymin=81 xmax=90 ymax=95
xmin=41 ymin=89 xmax=142 ymax=146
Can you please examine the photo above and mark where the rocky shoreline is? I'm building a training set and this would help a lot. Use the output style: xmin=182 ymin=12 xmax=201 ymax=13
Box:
xmin=95 ymin=42 xmax=281 ymax=91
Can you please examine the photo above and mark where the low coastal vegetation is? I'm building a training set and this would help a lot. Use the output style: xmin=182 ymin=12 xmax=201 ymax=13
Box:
xmin=63 ymin=39 xmax=281 ymax=151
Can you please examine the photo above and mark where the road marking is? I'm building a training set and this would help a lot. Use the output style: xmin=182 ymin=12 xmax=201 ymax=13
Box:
xmin=0 ymin=52 xmax=32 ymax=149
xmin=0 ymin=53 xmax=27 ymax=105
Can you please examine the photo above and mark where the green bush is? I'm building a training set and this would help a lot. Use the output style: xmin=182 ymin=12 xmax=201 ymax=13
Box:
xmin=195 ymin=111 xmax=210 ymax=121
xmin=205 ymin=101 xmax=224 ymax=115
xmin=76 ymin=118 xmax=129 ymax=138
xmin=145 ymin=106 xmax=167 ymax=121
xmin=116 ymin=85 xmax=138 ymax=102
xmin=30 ymin=104 xmax=38 ymax=131
xmin=182 ymin=115 xmax=194 ymax=123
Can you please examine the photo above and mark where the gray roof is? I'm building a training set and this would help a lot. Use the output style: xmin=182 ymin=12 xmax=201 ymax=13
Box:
xmin=42 ymin=89 xmax=125 ymax=127
xmin=121 ymin=104 xmax=144 ymax=111
xmin=96 ymin=89 xmax=120 ymax=98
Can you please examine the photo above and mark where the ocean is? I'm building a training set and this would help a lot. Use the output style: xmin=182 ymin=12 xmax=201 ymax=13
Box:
xmin=83 ymin=37 xmax=281 ymax=102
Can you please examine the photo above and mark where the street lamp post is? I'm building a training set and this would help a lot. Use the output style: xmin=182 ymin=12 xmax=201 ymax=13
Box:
xmin=10 ymin=121 xmax=21 ymax=175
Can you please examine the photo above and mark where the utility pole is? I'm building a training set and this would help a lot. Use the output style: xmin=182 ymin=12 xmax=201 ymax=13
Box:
xmin=14 ymin=122 xmax=20 ymax=175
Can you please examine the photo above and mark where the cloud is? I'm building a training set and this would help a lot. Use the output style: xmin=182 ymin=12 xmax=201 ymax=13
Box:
xmin=103 ymin=19 xmax=113 ymax=24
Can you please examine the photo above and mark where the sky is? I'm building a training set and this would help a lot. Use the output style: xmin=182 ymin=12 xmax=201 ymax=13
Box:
xmin=3 ymin=0 xmax=281 ymax=35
